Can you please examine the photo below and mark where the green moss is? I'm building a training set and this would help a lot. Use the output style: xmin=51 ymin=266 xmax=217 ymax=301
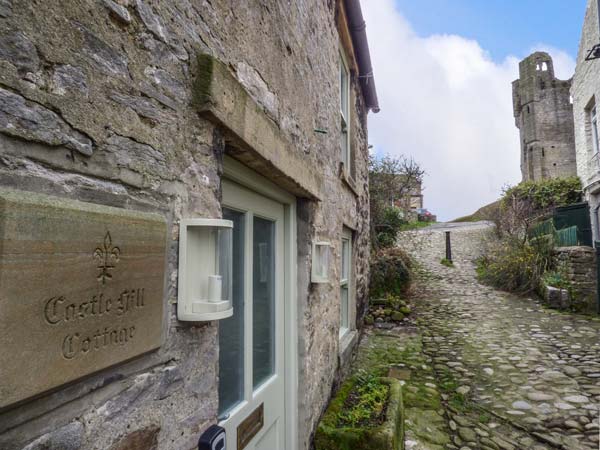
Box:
xmin=478 ymin=412 xmax=491 ymax=424
xmin=391 ymin=312 xmax=405 ymax=322
xmin=405 ymin=408 xmax=450 ymax=446
xmin=403 ymin=383 xmax=441 ymax=410
xmin=399 ymin=306 xmax=411 ymax=315
xmin=192 ymin=53 xmax=215 ymax=109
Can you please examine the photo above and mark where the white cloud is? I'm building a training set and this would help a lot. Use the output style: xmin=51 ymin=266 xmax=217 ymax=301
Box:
xmin=362 ymin=0 xmax=576 ymax=221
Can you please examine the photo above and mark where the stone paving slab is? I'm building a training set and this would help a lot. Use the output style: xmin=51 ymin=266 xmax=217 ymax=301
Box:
xmin=398 ymin=223 xmax=600 ymax=450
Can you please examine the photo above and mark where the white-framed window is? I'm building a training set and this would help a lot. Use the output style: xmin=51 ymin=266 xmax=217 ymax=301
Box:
xmin=339 ymin=228 xmax=352 ymax=338
xmin=592 ymin=105 xmax=599 ymax=155
xmin=340 ymin=50 xmax=351 ymax=173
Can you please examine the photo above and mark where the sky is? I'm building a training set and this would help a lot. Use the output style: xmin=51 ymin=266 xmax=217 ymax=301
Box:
xmin=362 ymin=0 xmax=588 ymax=221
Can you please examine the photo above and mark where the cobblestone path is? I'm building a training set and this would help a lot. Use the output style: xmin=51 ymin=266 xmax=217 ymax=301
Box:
xmin=400 ymin=223 xmax=600 ymax=450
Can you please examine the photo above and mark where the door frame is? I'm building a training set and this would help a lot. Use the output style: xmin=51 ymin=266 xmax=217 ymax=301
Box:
xmin=223 ymin=156 xmax=298 ymax=450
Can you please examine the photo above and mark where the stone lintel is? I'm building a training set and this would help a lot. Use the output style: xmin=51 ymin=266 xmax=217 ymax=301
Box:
xmin=192 ymin=53 xmax=322 ymax=201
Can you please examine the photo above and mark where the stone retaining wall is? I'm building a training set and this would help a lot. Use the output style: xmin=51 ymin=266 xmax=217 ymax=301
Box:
xmin=554 ymin=246 xmax=598 ymax=313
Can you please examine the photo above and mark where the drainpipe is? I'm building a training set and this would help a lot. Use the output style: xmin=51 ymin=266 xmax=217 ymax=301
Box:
xmin=344 ymin=0 xmax=380 ymax=113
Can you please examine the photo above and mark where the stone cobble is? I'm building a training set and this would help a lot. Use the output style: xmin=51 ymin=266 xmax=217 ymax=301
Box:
xmin=400 ymin=222 xmax=600 ymax=450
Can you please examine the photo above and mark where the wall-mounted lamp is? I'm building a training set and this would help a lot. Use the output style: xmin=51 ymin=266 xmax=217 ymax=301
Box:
xmin=178 ymin=219 xmax=233 ymax=321
xmin=311 ymin=241 xmax=331 ymax=284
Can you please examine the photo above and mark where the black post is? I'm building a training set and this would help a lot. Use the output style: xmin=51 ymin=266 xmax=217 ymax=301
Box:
xmin=446 ymin=231 xmax=452 ymax=262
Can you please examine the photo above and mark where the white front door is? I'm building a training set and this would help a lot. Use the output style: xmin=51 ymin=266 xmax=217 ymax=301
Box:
xmin=219 ymin=179 xmax=286 ymax=450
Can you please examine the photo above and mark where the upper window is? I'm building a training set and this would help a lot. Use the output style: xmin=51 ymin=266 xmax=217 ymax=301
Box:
xmin=340 ymin=51 xmax=351 ymax=173
xmin=592 ymin=106 xmax=599 ymax=155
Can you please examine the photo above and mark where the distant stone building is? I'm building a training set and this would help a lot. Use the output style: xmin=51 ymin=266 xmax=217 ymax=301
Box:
xmin=407 ymin=181 xmax=424 ymax=211
xmin=0 ymin=1 xmax=378 ymax=450
xmin=512 ymin=52 xmax=577 ymax=182
xmin=572 ymin=0 xmax=600 ymax=240
xmin=391 ymin=179 xmax=423 ymax=211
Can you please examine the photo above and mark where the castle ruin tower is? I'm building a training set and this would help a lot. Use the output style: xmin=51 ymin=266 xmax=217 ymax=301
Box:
xmin=512 ymin=52 xmax=577 ymax=181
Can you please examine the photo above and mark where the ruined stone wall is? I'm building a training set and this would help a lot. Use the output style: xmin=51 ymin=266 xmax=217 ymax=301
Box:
xmin=572 ymin=0 xmax=600 ymax=241
xmin=0 ymin=1 xmax=371 ymax=449
xmin=554 ymin=246 xmax=598 ymax=313
xmin=512 ymin=52 xmax=577 ymax=182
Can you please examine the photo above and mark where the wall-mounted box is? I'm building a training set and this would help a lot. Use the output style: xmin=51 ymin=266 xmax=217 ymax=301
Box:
xmin=178 ymin=219 xmax=233 ymax=321
xmin=311 ymin=241 xmax=331 ymax=283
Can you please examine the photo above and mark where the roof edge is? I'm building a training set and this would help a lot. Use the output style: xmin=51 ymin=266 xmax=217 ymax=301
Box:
xmin=344 ymin=0 xmax=380 ymax=113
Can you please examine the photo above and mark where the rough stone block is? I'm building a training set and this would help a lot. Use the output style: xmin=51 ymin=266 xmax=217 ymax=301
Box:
xmin=0 ymin=31 xmax=39 ymax=74
xmin=0 ymin=87 xmax=93 ymax=156
xmin=103 ymin=0 xmax=131 ymax=24
xmin=545 ymin=286 xmax=562 ymax=309
xmin=21 ymin=422 xmax=83 ymax=450
xmin=108 ymin=425 xmax=160 ymax=450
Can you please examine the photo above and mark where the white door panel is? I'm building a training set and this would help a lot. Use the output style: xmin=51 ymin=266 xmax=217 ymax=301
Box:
xmin=220 ymin=180 xmax=285 ymax=450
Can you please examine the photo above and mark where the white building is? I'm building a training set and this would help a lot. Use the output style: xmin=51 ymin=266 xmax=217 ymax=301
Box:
xmin=572 ymin=0 xmax=600 ymax=240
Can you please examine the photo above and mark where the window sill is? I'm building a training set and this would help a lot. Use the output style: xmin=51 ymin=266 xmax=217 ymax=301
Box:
xmin=339 ymin=162 xmax=359 ymax=197
xmin=339 ymin=329 xmax=358 ymax=363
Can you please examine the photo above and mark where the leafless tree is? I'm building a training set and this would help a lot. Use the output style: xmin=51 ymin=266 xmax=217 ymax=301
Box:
xmin=369 ymin=154 xmax=425 ymax=248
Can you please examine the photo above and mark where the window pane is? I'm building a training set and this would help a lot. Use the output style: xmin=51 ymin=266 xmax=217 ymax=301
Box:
xmin=342 ymin=238 xmax=350 ymax=280
xmin=218 ymin=209 xmax=245 ymax=416
xmin=341 ymin=121 xmax=349 ymax=166
xmin=340 ymin=58 xmax=348 ymax=118
xmin=593 ymin=114 xmax=600 ymax=154
xmin=253 ymin=216 xmax=275 ymax=389
xmin=340 ymin=286 xmax=349 ymax=331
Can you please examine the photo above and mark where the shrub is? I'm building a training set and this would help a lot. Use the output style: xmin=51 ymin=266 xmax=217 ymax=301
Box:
xmin=542 ymin=271 xmax=571 ymax=290
xmin=496 ymin=177 xmax=582 ymax=237
xmin=375 ymin=207 xmax=406 ymax=248
xmin=370 ymin=248 xmax=412 ymax=298
xmin=476 ymin=236 xmax=554 ymax=294
xmin=503 ymin=177 xmax=582 ymax=211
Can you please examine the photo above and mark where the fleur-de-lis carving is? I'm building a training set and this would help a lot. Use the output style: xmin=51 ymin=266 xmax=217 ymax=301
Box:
xmin=93 ymin=231 xmax=121 ymax=285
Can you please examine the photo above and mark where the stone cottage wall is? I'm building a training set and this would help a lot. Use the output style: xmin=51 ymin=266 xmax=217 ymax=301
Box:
xmin=0 ymin=1 xmax=371 ymax=449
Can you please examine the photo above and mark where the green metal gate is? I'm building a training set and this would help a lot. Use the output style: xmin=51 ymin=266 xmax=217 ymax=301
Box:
xmin=554 ymin=203 xmax=593 ymax=247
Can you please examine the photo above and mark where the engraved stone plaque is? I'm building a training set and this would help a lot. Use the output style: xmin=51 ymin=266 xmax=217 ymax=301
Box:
xmin=0 ymin=189 xmax=167 ymax=409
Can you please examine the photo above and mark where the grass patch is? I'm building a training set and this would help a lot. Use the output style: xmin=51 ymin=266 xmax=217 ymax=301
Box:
xmin=448 ymin=393 xmax=467 ymax=413
xmin=440 ymin=258 xmax=454 ymax=267
xmin=399 ymin=221 xmax=433 ymax=232
xmin=337 ymin=371 xmax=390 ymax=428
